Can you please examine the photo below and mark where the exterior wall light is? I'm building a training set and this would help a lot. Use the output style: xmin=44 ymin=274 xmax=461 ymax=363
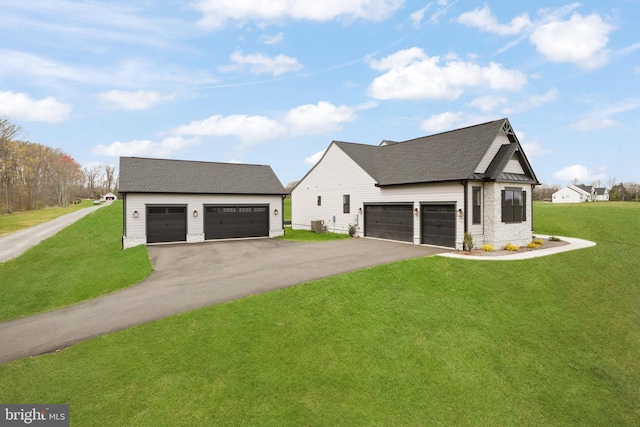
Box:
xmin=193 ymin=210 xmax=198 ymax=217
xmin=414 ymin=208 xmax=419 ymax=216
xmin=457 ymin=208 xmax=463 ymax=218
xmin=358 ymin=207 xmax=363 ymax=214
xmin=133 ymin=210 xmax=139 ymax=218
xmin=274 ymin=208 xmax=279 ymax=215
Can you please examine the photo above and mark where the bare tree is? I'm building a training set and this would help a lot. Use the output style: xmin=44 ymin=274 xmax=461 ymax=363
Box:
xmin=0 ymin=117 xmax=22 ymax=212
xmin=284 ymin=180 xmax=299 ymax=196
xmin=83 ymin=164 xmax=102 ymax=198
xmin=607 ymin=176 xmax=616 ymax=190
xmin=103 ymin=164 xmax=115 ymax=193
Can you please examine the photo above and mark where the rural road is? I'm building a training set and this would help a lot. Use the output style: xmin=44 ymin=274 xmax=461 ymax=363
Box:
xmin=0 ymin=201 xmax=111 ymax=263
xmin=0 ymin=238 xmax=445 ymax=364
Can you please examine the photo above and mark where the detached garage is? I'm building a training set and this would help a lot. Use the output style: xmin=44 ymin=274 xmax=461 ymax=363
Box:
xmin=119 ymin=157 xmax=287 ymax=249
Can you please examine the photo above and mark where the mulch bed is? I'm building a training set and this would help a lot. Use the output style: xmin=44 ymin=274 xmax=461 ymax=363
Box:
xmin=453 ymin=238 xmax=569 ymax=257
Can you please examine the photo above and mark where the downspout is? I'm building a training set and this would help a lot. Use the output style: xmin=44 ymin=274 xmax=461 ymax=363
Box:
xmin=282 ymin=195 xmax=286 ymax=231
xmin=462 ymin=180 xmax=468 ymax=234
xmin=122 ymin=193 xmax=126 ymax=250
xmin=531 ymin=184 xmax=535 ymax=232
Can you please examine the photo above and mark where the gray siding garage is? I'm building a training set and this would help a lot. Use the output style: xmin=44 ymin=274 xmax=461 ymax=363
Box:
xmin=119 ymin=157 xmax=287 ymax=249
xmin=421 ymin=204 xmax=456 ymax=247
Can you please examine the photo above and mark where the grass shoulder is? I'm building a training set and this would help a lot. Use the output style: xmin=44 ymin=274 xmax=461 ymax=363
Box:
xmin=0 ymin=201 xmax=152 ymax=322
xmin=278 ymin=227 xmax=351 ymax=241
xmin=0 ymin=200 xmax=96 ymax=237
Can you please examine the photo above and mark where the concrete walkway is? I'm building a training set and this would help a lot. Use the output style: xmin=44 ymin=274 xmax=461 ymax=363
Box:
xmin=438 ymin=235 xmax=596 ymax=261
xmin=0 ymin=238 xmax=444 ymax=364
xmin=0 ymin=201 xmax=111 ymax=263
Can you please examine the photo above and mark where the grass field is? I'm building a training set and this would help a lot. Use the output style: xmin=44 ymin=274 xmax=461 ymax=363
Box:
xmin=0 ymin=200 xmax=95 ymax=237
xmin=0 ymin=202 xmax=638 ymax=426
xmin=0 ymin=201 xmax=152 ymax=321
xmin=279 ymin=227 xmax=351 ymax=241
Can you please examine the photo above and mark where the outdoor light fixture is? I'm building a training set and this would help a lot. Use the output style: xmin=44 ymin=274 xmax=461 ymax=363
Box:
xmin=274 ymin=208 xmax=279 ymax=215
xmin=414 ymin=208 xmax=419 ymax=216
xmin=133 ymin=210 xmax=139 ymax=218
xmin=193 ymin=210 xmax=198 ymax=217
xmin=358 ymin=207 xmax=363 ymax=214
xmin=457 ymin=208 xmax=463 ymax=218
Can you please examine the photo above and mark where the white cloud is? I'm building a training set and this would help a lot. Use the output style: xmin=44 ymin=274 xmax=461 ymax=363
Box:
xmin=468 ymin=95 xmax=508 ymax=113
xmin=193 ymin=0 xmax=404 ymax=28
xmin=259 ymin=32 xmax=284 ymax=44
xmin=98 ymin=90 xmax=175 ymax=110
xmin=502 ymin=88 xmax=558 ymax=114
xmin=455 ymin=5 xmax=614 ymax=70
xmin=92 ymin=136 xmax=199 ymax=157
xmin=521 ymin=142 xmax=552 ymax=157
xmin=367 ymin=47 xmax=527 ymax=100
xmin=0 ymin=90 xmax=71 ymax=123
xmin=456 ymin=5 xmax=531 ymax=35
xmin=553 ymin=164 xmax=606 ymax=183
xmin=285 ymin=102 xmax=357 ymax=135
xmin=419 ymin=111 xmax=493 ymax=133
xmin=304 ymin=150 xmax=326 ymax=165
xmin=570 ymin=118 xmax=619 ymax=131
xmin=219 ymin=50 xmax=303 ymax=76
xmin=170 ymin=114 xmax=287 ymax=144
xmin=530 ymin=13 xmax=614 ymax=69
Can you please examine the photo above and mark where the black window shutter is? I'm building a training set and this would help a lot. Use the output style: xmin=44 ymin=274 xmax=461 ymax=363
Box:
xmin=523 ymin=191 xmax=527 ymax=221
xmin=501 ymin=190 xmax=506 ymax=222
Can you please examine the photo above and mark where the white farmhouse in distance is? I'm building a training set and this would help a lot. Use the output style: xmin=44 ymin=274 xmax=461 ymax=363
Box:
xmin=552 ymin=185 xmax=609 ymax=203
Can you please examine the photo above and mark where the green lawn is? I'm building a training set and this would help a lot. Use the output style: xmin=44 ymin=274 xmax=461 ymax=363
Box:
xmin=0 ymin=202 xmax=638 ymax=426
xmin=0 ymin=200 xmax=95 ymax=236
xmin=0 ymin=201 xmax=152 ymax=321
xmin=279 ymin=227 xmax=351 ymax=241
xmin=284 ymin=197 xmax=291 ymax=222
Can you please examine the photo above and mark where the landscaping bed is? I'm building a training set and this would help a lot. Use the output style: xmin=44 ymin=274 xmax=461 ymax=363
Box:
xmin=454 ymin=237 xmax=569 ymax=257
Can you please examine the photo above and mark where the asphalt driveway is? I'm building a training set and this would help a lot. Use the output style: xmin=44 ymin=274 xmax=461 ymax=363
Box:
xmin=0 ymin=238 xmax=445 ymax=364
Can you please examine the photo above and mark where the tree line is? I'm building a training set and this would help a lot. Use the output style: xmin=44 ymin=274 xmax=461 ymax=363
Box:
xmin=0 ymin=117 xmax=117 ymax=213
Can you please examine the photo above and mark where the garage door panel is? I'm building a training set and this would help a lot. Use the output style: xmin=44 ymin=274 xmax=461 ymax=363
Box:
xmin=205 ymin=206 xmax=269 ymax=240
xmin=365 ymin=205 xmax=413 ymax=243
xmin=146 ymin=206 xmax=187 ymax=244
xmin=421 ymin=205 xmax=455 ymax=247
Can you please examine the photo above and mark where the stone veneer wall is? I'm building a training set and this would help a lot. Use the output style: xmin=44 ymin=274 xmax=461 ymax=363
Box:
xmin=483 ymin=182 xmax=533 ymax=248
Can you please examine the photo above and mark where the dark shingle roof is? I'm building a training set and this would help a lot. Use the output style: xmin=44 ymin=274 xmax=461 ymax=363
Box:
xmin=119 ymin=157 xmax=286 ymax=195
xmin=334 ymin=119 xmax=538 ymax=186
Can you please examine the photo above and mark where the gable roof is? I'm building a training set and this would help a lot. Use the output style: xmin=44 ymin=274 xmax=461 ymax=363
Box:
xmin=119 ymin=157 xmax=286 ymax=195
xmin=332 ymin=118 xmax=539 ymax=186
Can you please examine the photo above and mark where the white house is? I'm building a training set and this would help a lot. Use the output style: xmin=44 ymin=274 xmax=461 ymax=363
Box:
xmin=119 ymin=157 xmax=287 ymax=249
xmin=552 ymin=185 xmax=609 ymax=203
xmin=100 ymin=192 xmax=117 ymax=201
xmin=292 ymin=118 xmax=540 ymax=250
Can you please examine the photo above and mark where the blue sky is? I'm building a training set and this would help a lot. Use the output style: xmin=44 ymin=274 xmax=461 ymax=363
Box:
xmin=1 ymin=0 xmax=639 ymax=187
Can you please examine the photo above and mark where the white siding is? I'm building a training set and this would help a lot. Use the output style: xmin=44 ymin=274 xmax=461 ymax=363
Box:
xmin=123 ymin=193 xmax=283 ymax=249
xmin=552 ymin=187 xmax=587 ymax=203
xmin=503 ymin=158 xmax=525 ymax=174
xmin=475 ymin=134 xmax=510 ymax=173
xmin=292 ymin=144 xmax=466 ymax=248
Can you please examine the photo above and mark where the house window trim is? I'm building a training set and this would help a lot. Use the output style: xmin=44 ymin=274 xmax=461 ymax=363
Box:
xmin=472 ymin=186 xmax=481 ymax=225
xmin=343 ymin=194 xmax=350 ymax=214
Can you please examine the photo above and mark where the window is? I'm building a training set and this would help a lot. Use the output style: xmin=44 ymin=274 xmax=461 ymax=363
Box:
xmin=343 ymin=194 xmax=350 ymax=214
xmin=501 ymin=188 xmax=527 ymax=223
xmin=472 ymin=187 xmax=481 ymax=224
xmin=317 ymin=196 xmax=321 ymax=206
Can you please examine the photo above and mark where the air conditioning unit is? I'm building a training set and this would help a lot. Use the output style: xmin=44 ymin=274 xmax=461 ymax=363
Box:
xmin=311 ymin=220 xmax=325 ymax=234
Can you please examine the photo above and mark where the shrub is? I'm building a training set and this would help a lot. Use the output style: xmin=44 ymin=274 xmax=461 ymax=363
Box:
xmin=532 ymin=238 xmax=544 ymax=245
xmin=481 ymin=244 xmax=494 ymax=252
xmin=463 ymin=232 xmax=474 ymax=251
xmin=503 ymin=243 xmax=520 ymax=251
xmin=549 ymin=236 xmax=561 ymax=242
xmin=527 ymin=242 xmax=541 ymax=249
xmin=348 ymin=223 xmax=357 ymax=237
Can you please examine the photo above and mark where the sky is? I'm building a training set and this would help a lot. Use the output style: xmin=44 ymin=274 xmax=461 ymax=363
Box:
xmin=1 ymin=0 xmax=639 ymax=188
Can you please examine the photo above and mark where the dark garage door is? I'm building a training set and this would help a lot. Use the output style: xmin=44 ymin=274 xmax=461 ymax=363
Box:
xmin=146 ymin=206 xmax=187 ymax=244
xmin=421 ymin=204 xmax=456 ymax=248
xmin=364 ymin=205 xmax=413 ymax=243
xmin=205 ymin=206 xmax=269 ymax=240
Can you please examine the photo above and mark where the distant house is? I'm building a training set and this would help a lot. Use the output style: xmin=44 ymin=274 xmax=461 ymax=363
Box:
xmin=100 ymin=192 xmax=117 ymax=201
xmin=292 ymin=118 xmax=540 ymax=250
xmin=119 ymin=157 xmax=287 ymax=249
xmin=552 ymin=185 xmax=609 ymax=203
